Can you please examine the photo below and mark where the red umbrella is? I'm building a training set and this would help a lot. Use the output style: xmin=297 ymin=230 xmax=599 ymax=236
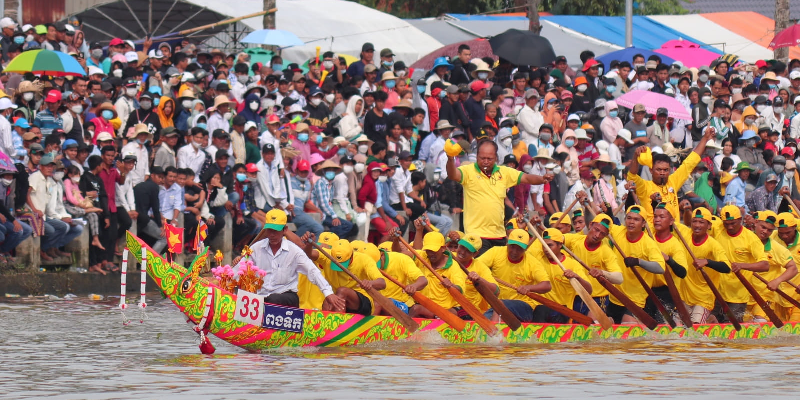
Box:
xmin=410 ymin=38 xmax=495 ymax=70
xmin=769 ymin=24 xmax=800 ymax=49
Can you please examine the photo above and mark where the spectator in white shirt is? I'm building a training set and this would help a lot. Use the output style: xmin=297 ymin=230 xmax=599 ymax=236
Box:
xmin=119 ymin=124 xmax=151 ymax=186
xmin=177 ymin=128 xmax=210 ymax=182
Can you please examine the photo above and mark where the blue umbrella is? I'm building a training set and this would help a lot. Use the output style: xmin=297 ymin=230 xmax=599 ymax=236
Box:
xmin=595 ymin=47 xmax=676 ymax=67
xmin=241 ymin=29 xmax=304 ymax=48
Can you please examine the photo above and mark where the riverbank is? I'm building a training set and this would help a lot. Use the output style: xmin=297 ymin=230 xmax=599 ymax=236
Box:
xmin=1 ymin=270 xmax=159 ymax=297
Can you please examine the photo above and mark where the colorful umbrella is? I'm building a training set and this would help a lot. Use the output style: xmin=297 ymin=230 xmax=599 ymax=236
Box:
xmin=614 ymin=90 xmax=691 ymax=120
xmin=769 ymin=24 xmax=800 ymax=49
xmin=0 ymin=150 xmax=17 ymax=173
xmin=595 ymin=47 xmax=675 ymax=67
xmin=4 ymin=49 xmax=86 ymax=77
xmin=410 ymin=38 xmax=495 ymax=70
xmin=655 ymin=39 xmax=721 ymax=68
xmin=241 ymin=29 xmax=304 ymax=48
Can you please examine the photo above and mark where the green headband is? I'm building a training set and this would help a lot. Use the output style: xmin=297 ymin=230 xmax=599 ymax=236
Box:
xmin=655 ymin=202 xmax=667 ymax=210
xmin=457 ymin=238 xmax=477 ymax=253
xmin=573 ymin=210 xmax=583 ymax=217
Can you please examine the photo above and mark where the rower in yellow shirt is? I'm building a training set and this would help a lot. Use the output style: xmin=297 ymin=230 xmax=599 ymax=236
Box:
xmin=549 ymin=212 xmax=573 ymax=234
xmin=753 ymin=212 xmax=799 ymax=322
xmin=773 ymin=213 xmax=800 ymax=321
xmin=678 ymin=207 xmax=731 ymax=324
xmin=409 ymin=230 xmax=468 ymax=317
xmin=572 ymin=209 xmax=587 ymax=235
xmin=563 ymin=214 xmax=623 ymax=318
xmin=452 ymin=233 xmax=499 ymax=314
xmin=650 ymin=203 xmax=690 ymax=323
xmin=713 ymin=205 xmax=769 ymax=323
xmin=539 ymin=228 xmax=593 ymax=322
xmin=607 ymin=205 xmax=666 ymax=324
xmin=353 ymin=241 xmax=428 ymax=316
xmin=477 ymin=229 xmax=551 ymax=322
xmin=290 ymin=231 xmax=339 ymax=310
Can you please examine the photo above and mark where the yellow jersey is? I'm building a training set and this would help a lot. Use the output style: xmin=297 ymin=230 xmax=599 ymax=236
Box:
xmin=478 ymin=245 xmax=550 ymax=308
xmin=564 ymin=233 xmax=622 ymax=298
xmin=461 ymin=257 xmax=499 ymax=312
xmin=416 ymin=251 xmax=468 ymax=309
xmin=609 ymin=226 xmax=666 ymax=308
xmin=714 ymin=226 xmax=768 ymax=304
xmin=628 ymin=151 xmax=700 ymax=223
xmin=675 ymin=224 xmax=729 ymax=310
xmin=541 ymin=254 xmax=590 ymax=308
xmin=772 ymin=228 xmax=800 ymax=307
xmin=321 ymin=252 xmax=385 ymax=308
xmin=651 ymin=231 xmax=690 ymax=289
xmin=754 ymin=238 xmax=793 ymax=305
xmin=377 ymin=250 xmax=425 ymax=307
xmin=297 ymin=273 xmax=325 ymax=310
xmin=458 ymin=163 xmax=522 ymax=239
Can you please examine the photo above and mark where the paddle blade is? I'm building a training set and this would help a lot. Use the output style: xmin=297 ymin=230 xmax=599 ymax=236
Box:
xmin=366 ymin=286 xmax=420 ymax=333
xmin=448 ymin=286 xmax=498 ymax=336
xmin=599 ymin=276 xmax=658 ymax=330
xmin=664 ymin=269 xmax=694 ymax=328
xmin=524 ymin=290 xmax=595 ymax=326
xmin=734 ymin=270 xmax=784 ymax=328
xmin=412 ymin=292 xmax=467 ymax=331
xmin=473 ymin=280 xmax=522 ymax=330
xmin=570 ymin=278 xmax=613 ymax=330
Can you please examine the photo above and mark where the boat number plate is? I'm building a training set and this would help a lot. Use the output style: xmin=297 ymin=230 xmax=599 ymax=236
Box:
xmin=262 ymin=303 xmax=305 ymax=333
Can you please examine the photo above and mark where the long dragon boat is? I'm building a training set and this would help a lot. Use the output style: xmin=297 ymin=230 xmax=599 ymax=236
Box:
xmin=125 ymin=232 xmax=800 ymax=352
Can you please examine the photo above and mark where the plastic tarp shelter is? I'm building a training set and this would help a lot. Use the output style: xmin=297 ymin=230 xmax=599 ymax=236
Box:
xmin=700 ymin=12 xmax=800 ymax=60
xmin=407 ymin=19 xmax=476 ymax=46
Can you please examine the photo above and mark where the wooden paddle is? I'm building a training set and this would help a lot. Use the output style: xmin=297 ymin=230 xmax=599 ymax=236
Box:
xmin=731 ymin=268 xmax=784 ymax=327
xmin=782 ymin=278 xmax=800 ymax=295
xmin=494 ymin=277 xmax=595 ymax=326
xmin=672 ymin=227 xmax=742 ymax=331
xmin=525 ymin=221 xmax=614 ymax=330
xmin=377 ymin=268 xmax=466 ymax=331
xmin=555 ymin=198 xmax=580 ymax=225
xmin=560 ymin=244 xmax=658 ymax=330
xmin=783 ymin=194 xmax=800 ymax=219
xmin=310 ymin=242 xmax=420 ymax=333
xmin=452 ymin=257 xmax=523 ymax=330
xmin=608 ymin=236 xmax=676 ymax=328
xmin=395 ymin=236 xmax=499 ymax=336
xmin=751 ymin=272 xmax=800 ymax=309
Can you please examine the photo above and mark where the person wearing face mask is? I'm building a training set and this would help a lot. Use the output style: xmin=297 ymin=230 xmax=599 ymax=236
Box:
xmin=690 ymin=87 xmax=713 ymax=142
xmin=305 ymin=87 xmax=330 ymax=128
xmin=735 ymin=105 xmax=759 ymax=138
xmin=735 ymin=130 xmax=766 ymax=179
xmin=532 ymin=124 xmax=555 ymax=157
xmin=762 ymin=96 xmax=786 ymax=135
xmin=120 ymin=124 xmax=152 ymax=187
xmin=312 ymin=160 xmax=358 ymax=239
xmin=495 ymin=127 xmax=515 ymax=165
xmin=517 ymin=89 xmax=544 ymax=145
xmin=177 ymin=128 xmax=211 ymax=182
xmin=229 ymin=63 xmax=250 ymax=103
xmin=122 ymin=92 xmax=162 ymax=143
xmin=207 ymin=95 xmax=235 ymax=136
xmin=0 ymin=169 xmax=33 ymax=264
xmin=599 ymin=100 xmax=624 ymax=143
xmin=113 ymin=80 xmax=139 ymax=137
xmin=173 ymin=88 xmax=197 ymax=133
xmin=89 ymin=102 xmax=117 ymax=144
xmin=153 ymin=127 xmax=179 ymax=169
xmin=347 ymin=154 xmax=368 ymax=214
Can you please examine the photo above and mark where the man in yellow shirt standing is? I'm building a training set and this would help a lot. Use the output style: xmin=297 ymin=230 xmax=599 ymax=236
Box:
xmin=751 ymin=211 xmax=797 ymax=322
xmin=714 ymin=205 xmax=769 ymax=323
xmin=478 ymin=229 xmax=551 ymax=322
xmin=446 ymin=139 xmax=553 ymax=254
xmin=410 ymin=231 xmax=469 ymax=318
xmin=453 ymin=233 xmax=499 ymax=314
xmin=627 ymin=127 xmax=715 ymax=223
xmin=353 ymin=241 xmax=428 ymax=316
xmin=607 ymin=205 xmax=666 ymax=324
xmin=539 ymin=228 xmax=594 ymax=323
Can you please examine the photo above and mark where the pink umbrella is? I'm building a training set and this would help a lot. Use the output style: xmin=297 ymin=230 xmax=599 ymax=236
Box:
xmin=770 ymin=24 xmax=800 ymax=49
xmin=0 ymin=150 xmax=16 ymax=173
xmin=615 ymin=90 xmax=692 ymax=120
xmin=655 ymin=39 xmax=720 ymax=68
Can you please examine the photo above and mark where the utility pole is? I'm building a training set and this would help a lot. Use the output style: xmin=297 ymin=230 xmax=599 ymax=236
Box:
xmin=775 ymin=0 xmax=790 ymax=60
xmin=528 ymin=0 xmax=542 ymax=34
xmin=264 ymin=0 xmax=276 ymax=29
xmin=625 ymin=0 xmax=633 ymax=48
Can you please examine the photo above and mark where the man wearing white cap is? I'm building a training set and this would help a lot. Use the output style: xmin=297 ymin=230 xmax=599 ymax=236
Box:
xmin=0 ymin=17 xmax=17 ymax=61
xmin=517 ymin=89 xmax=543 ymax=144
xmin=0 ymin=97 xmax=17 ymax=158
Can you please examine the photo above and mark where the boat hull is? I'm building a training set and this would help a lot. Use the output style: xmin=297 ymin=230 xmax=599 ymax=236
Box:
xmin=125 ymin=232 xmax=800 ymax=351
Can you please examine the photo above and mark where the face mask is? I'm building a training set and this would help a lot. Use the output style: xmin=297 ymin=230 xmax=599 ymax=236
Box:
xmin=71 ymin=176 xmax=80 ymax=184
xmin=23 ymin=92 xmax=34 ymax=102
xmin=197 ymin=123 xmax=207 ymax=130
xmin=236 ymin=173 xmax=246 ymax=182
xmin=433 ymin=172 xmax=441 ymax=181
xmin=378 ymin=176 xmax=388 ymax=183
xmin=439 ymin=91 xmax=446 ymax=99
xmin=53 ymin=171 xmax=65 ymax=181
xmin=0 ymin=178 xmax=12 ymax=186
xmin=271 ymin=63 xmax=283 ymax=71
xmin=382 ymin=61 xmax=392 ymax=67
xmin=358 ymin=144 xmax=368 ymax=154
xmin=775 ymin=165 xmax=786 ymax=174
xmin=140 ymin=100 xmax=151 ymax=110
xmin=315 ymin=135 xmax=323 ymax=144
xmin=770 ymin=84 xmax=778 ymax=90
xmin=701 ymin=96 xmax=712 ymax=104
xmin=25 ymin=34 xmax=33 ymax=42
xmin=91 ymin=49 xmax=103 ymax=59
xmin=343 ymin=165 xmax=354 ymax=174
xmin=502 ymin=137 xmax=512 ymax=147
xmin=775 ymin=107 xmax=785 ymax=114
xmin=113 ymin=69 xmax=123 ymax=78
xmin=385 ymin=80 xmax=396 ymax=89
xmin=298 ymin=133 xmax=309 ymax=142
xmin=354 ymin=163 xmax=365 ymax=173
xmin=565 ymin=139 xmax=575 ymax=148
xmin=523 ymin=164 xmax=533 ymax=173
xmin=311 ymin=98 xmax=322 ymax=106
xmin=732 ymin=88 xmax=742 ymax=95
xmin=744 ymin=118 xmax=755 ymax=125
xmin=539 ymin=133 xmax=551 ymax=142
xmin=692 ymin=172 xmax=701 ymax=180
xmin=669 ymin=78 xmax=679 ymax=86
xmin=757 ymin=105 xmax=766 ymax=113
xmin=270 ymin=87 xmax=279 ymax=94
xmin=153 ymin=98 xmax=160 ymax=106
xmin=223 ymin=112 xmax=232 ymax=121
xmin=788 ymin=171 xmax=796 ymax=178
xmin=325 ymin=93 xmax=335 ymax=103
xmin=396 ymin=71 xmax=407 ymax=78
xmin=607 ymin=86 xmax=617 ymax=94
xmin=577 ymin=84 xmax=587 ymax=93
xmin=604 ymin=174 xmax=615 ymax=183
xmin=237 ymin=75 xmax=249 ymax=85
xmin=296 ymin=175 xmax=307 ymax=182
xmin=337 ymin=148 xmax=347 ymax=157
xmin=597 ymin=110 xmax=606 ymax=118
xmin=477 ymin=72 xmax=489 ymax=80
xmin=124 ymin=88 xmax=136 ymax=97
xmin=102 ymin=110 xmax=114 ymax=120
xmin=698 ymin=74 xmax=709 ymax=83
xmin=191 ymin=141 xmax=201 ymax=149
xmin=748 ymin=94 xmax=757 ymax=101
xmin=609 ymin=110 xmax=619 ymax=118
xmin=323 ymin=60 xmax=334 ymax=70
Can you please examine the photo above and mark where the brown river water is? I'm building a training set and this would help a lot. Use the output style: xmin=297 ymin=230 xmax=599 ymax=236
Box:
xmin=2 ymin=297 xmax=800 ymax=399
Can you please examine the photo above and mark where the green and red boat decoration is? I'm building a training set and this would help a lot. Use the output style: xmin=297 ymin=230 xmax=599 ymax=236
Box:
xmin=124 ymin=232 xmax=800 ymax=352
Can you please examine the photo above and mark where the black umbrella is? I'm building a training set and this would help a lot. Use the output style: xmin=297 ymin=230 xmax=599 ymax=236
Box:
xmin=488 ymin=29 xmax=557 ymax=67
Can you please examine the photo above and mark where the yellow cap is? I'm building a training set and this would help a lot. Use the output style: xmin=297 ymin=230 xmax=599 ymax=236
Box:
xmin=549 ymin=212 xmax=571 ymax=225
xmin=507 ymin=229 xmax=530 ymax=250
xmin=408 ymin=163 xmax=417 ymax=171
xmin=330 ymin=239 xmax=353 ymax=271
xmin=626 ymin=205 xmax=644 ymax=215
xmin=720 ymin=205 xmax=742 ymax=220
xmin=378 ymin=241 xmax=393 ymax=251
xmin=318 ymin=232 xmax=339 ymax=248
xmin=444 ymin=138 xmax=464 ymax=157
xmin=754 ymin=210 xmax=778 ymax=227
xmin=542 ymin=228 xmax=564 ymax=244
xmin=692 ymin=207 xmax=713 ymax=222
xmin=592 ymin=214 xmax=612 ymax=229
xmin=422 ymin=232 xmax=446 ymax=252
xmin=506 ymin=218 xmax=521 ymax=230
xmin=457 ymin=233 xmax=482 ymax=253
xmin=350 ymin=240 xmax=368 ymax=253
xmin=356 ymin=242 xmax=381 ymax=262
xmin=264 ymin=209 xmax=287 ymax=231
xmin=777 ymin=212 xmax=797 ymax=228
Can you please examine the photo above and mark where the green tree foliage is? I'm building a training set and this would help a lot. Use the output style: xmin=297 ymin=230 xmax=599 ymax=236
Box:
xmin=354 ymin=0 xmax=507 ymax=19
